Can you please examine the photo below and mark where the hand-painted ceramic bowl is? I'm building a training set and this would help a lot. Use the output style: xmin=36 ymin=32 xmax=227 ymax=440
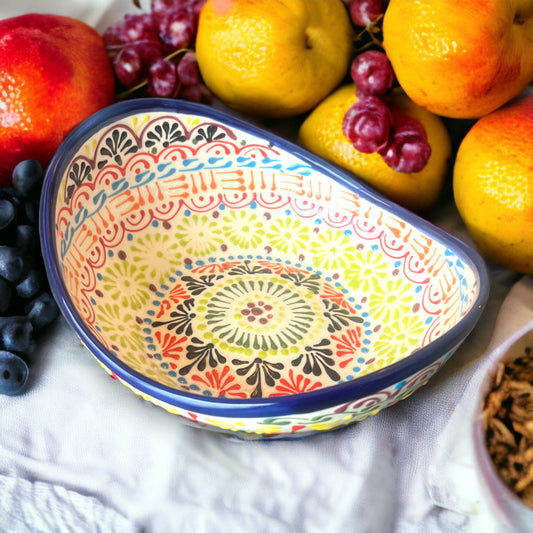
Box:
xmin=40 ymin=98 xmax=489 ymax=439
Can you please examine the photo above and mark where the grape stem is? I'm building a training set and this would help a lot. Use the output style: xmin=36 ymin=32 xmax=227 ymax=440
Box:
xmin=115 ymin=47 xmax=190 ymax=101
xmin=353 ymin=14 xmax=384 ymax=53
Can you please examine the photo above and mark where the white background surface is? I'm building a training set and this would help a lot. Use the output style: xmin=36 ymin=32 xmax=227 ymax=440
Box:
xmin=0 ymin=2 xmax=530 ymax=532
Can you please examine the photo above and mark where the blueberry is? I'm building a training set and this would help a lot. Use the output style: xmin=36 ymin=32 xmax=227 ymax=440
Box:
xmin=0 ymin=198 xmax=16 ymax=231
xmin=0 ymin=316 xmax=34 ymax=353
xmin=12 ymin=159 xmax=43 ymax=199
xmin=16 ymin=269 xmax=44 ymax=300
xmin=0 ymin=245 xmax=26 ymax=283
xmin=15 ymin=225 xmax=38 ymax=254
xmin=0 ymin=350 xmax=29 ymax=396
xmin=22 ymin=200 xmax=39 ymax=225
xmin=0 ymin=277 xmax=12 ymax=314
xmin=0 ymin=187 xmax=19 ymax=204
xmin=26 ymin=292 xmax=60 ymax=330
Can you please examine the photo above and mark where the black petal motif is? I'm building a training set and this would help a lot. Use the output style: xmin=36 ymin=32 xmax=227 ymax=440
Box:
xmin=179 ymin=337 xmax=226 ymax=376
xmin=292 ymin=339 xmax=340 ymax=381
xmin=194 ymin=124 xmax=227 ymax=143
xmin=98 ymin=128 xmax=138 ymax=168
xmin=233 ymin=357 xmax=285 ymax=398
xmin=66 ymin=161 xmax=92 ymax=205
xmin=151 ymin=298 xmax=196 ymax=336
xmin=323 ymin=300 xmax=364 ymax=333
xmin=145 ymin=121 xmax=186 ymax=150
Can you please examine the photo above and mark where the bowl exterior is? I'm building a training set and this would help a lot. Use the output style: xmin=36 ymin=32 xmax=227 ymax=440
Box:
xmin=99 ymin=347 xmax=456 ymax=439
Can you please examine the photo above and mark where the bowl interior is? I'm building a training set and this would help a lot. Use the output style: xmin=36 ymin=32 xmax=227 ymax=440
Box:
xmin=45 ymin=102 xmax=483 ymax=401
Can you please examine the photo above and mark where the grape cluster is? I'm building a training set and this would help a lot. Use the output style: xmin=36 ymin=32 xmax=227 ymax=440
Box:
xmin=103 ymin=0 xmax=210 ymax=102
xmin=343 ymin=0 xmax=431 ymax=173
xmin=0 ymin=160 xmax=60 ymax=396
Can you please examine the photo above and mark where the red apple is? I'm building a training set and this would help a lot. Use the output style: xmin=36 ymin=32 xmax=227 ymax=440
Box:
xmin=0 ymin=14 xmax=116 ymax=185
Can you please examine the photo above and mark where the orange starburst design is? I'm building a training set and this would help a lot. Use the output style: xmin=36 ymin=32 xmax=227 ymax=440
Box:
xmin=332 ymin=327 xmax=362 ymax=367
xmin=168 ymin=283 xmax=191 ymax=303
xmin=155 ymin=330 xmax=187 ymax=360
xmin=191 ymin=365 xmax=247 ymax=398
xmin=320 ymin=283 xmax=357 ymax=313
xmin=270 ymin=369 xmax=322 ymax=396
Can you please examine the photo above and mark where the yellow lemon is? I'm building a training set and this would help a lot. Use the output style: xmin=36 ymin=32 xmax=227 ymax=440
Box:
xmin=196 ymin=0 xmax=354 ymax=118
xmin=297 ymin=84 xmax=452 ymax=213
xmin=453 ymin=95 xmax=533 ymax=274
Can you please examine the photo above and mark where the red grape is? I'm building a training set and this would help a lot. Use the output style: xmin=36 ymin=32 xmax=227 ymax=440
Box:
xmin=151 ymin=0 xmax=206 ymax=27
xmin=349 ymin=0 xmax=386 ymax=27
xmin=147 ymin=58 xmax=180 ymax=97
xmin=113 ymin=41 xmax=165 ymax=88
xmin=351 ymin=50 xmax=394 ymax=96
xmin=114 ymin=46 xmax=143 ymax=88
xmin=177 ymin=51 xmax=200 ymax=86
xmin=178 ymin=83 xmax=211 ymax=104
xmin=137 ymin=41 xmax=165 ymax=67
xmin=379 ymin=108 xmax=431 ymax=173
xmin=103 ymin=0 xmax=211 ymax=103
xmin=103 ymin=12 xmax=159 ymax=48
xmin=342 ymin=96 xmax=392 ymax=153
xmin=155 ymin=4 xmax=196 ymax=50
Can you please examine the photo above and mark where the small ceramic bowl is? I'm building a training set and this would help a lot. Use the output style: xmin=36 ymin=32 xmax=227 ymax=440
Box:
xmin=474 ymin=329 xmax=533 ymax=532
xmin=40 ymin=98 xmax=489 ymax=439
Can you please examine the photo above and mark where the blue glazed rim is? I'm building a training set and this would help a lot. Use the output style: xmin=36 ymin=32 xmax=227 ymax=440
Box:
xmin=40 ymin=98 xmax=490 ymax=419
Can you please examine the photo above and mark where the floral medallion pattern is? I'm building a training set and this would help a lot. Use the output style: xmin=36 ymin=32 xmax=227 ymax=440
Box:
xmin=146 ymin=258 xmax=364 ymax=398
xmin=52 ymin=110 xmax=482 ymax=436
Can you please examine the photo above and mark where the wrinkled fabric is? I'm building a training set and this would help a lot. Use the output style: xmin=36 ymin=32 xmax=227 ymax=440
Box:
xmin=0 ymin=475 xmax=136 ymax=533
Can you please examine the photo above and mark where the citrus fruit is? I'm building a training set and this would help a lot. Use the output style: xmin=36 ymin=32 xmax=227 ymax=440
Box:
xmin=297 ymin=84 xmax=452 ymax=213
xmin=196 ymin=0 xmax=354 ymax=118
xmin=382 ymin=0 xmax=533 ymax=118
xmin=0 ymin=13 xmax=116 ymax=185
xmin=453 ymin=95 xmax=533 ymax=274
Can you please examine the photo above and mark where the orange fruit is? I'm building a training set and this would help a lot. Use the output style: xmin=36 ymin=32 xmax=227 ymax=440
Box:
xmin=297 ymin=84 xmax=452 ymax=213
xmin=453 ymin=94 xmax=533 ymax=274
xmin=196 ymin=0 xmax=354 ymax=118
xmin=0 ymin=13 xmax=116 ymax=185
xmin=383 ymin=0 xmax=533 ymax=119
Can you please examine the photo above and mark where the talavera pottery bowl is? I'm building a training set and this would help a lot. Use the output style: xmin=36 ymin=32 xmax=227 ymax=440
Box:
xmin=40 ymin=98 xmax=489 ymax=439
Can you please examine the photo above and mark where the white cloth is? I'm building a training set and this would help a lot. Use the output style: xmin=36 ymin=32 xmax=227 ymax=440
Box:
xmin=0 ymin=2 xmax=529 ymax=532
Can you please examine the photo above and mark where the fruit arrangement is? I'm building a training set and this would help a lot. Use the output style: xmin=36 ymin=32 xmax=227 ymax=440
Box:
xmin=0 ymin=160 xmax=59 ymax=395
xmin=103 ymin=0 xmax=210 ymax=102
xmin=1 ymin=0 xmax=533 ymax=394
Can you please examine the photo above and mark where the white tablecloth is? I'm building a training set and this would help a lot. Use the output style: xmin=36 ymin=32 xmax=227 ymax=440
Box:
xmin=0 ymin=2 xmax=530 ymax=532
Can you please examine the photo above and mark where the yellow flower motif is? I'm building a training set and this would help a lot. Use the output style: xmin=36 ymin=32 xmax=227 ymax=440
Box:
xmin=129 ymin=231 xmax=183 ymax=286
xmin=174 ymin=214 xmax=223 ymax=256
xmin=368 ymin=315 xmax=426 ymax=371
xmin=310 ymin=228 xmax=356 ymax=271
xmin=266 ymin=217 xmax=311 ymax=255
xmin=346 ymin=250 xmax=389 ymax=293
xmin=101 ymin=260 xmax=151 ymax=311
xmin=95 ymin=303 xmax=145 ymax=355
xmin=368 ymin=277 xmax=414 ymax=323
xmin=221 ymin=210 xmax=265 ymax=250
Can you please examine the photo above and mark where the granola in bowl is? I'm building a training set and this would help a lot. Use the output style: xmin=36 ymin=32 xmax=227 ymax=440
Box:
xmin=482 ymin=345 xmax=533 ymax=509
